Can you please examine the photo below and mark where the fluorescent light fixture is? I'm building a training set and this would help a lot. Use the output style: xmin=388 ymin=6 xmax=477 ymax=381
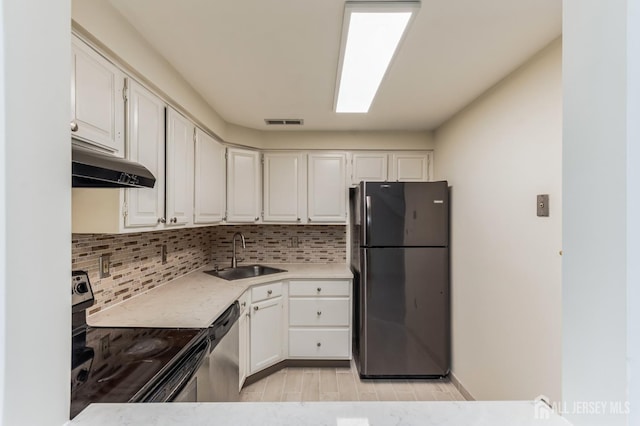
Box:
xmin=335 ymin=1 xmax=420 ymax=113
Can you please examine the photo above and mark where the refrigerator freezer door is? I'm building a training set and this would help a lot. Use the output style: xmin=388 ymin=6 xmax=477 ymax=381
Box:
xmin=357 ymin=247 xmax=450 ymax=377
xmin=360 ymin=181 xmax=449 ymax=247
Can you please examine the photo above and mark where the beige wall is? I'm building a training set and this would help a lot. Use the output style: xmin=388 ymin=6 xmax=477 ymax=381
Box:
xmin=434 ymin=38 xmax=562 ymax=402
xmin=72 ymin=0 xmax=228 ymax=140
xmin=261 ymin=130 xmax=433 ymax=150
xmin=71 ymin=1 xmax=433 ymax=152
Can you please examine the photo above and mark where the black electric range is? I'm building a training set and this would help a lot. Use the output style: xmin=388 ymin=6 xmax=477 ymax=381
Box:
xmin=70 ymin=271 xmax=208 ymax=419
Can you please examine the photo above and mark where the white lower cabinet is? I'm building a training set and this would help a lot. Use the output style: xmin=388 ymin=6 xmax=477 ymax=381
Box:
xmin=289 ymin=329 xmax=350 ymax=358
xmin=288 ymin=279 xmax=352 ymax=360
xmin=289 ymin=298 xmax=350 ymax=326
xmin=241 ymin=278 xmax=352 ymax=383
xmin=249 ymin=283 xmax=284 ymax=374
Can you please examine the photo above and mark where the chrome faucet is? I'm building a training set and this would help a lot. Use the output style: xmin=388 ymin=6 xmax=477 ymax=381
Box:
xmin=231 ymin=232 xmax=246 ymax=268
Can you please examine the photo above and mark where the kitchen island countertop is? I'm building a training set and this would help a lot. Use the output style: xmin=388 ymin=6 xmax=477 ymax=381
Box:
xmin=87 ymin=263 xmax=352 ymax=328
xmin=69 ymin=401 xmax=571 ymax=426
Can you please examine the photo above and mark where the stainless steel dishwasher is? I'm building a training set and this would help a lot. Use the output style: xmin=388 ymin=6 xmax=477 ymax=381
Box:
xmin=207 ymin=301 xmax=240 ymax=402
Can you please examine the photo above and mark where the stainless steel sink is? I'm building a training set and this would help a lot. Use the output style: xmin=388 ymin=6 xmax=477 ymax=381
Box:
xmin=204 ymin=264 xmax=287 ymax=281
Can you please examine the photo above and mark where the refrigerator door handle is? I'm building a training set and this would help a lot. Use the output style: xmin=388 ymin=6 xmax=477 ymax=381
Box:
xmin=364 ymin=195 xmax=372 ymax=246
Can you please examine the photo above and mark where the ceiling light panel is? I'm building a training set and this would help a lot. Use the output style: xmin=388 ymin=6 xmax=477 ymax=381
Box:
xmin=335 ymin=1 xmax=420 ymax=113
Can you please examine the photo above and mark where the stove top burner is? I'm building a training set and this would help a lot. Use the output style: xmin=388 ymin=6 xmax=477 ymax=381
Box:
xmin=70 ymin=327 xmax=204 ymax=419
xmin=123 ymin=337 xmax=170 ymax=359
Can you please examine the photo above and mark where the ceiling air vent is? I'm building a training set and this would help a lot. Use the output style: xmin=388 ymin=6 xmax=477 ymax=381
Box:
xmin=264 ymin=119 xmax=304 ymax=126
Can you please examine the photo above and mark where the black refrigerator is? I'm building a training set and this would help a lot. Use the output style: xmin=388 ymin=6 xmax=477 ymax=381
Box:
xmin=350 ymin=181 xmax=450 ymax=378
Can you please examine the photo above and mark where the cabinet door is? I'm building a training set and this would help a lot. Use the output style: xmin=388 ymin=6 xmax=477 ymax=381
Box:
xmin=308 ymin=153 xmax=347 ymax=223
xmin=194 ymin=128 xmax=226 ymax=224
xmin=71 ymin=35 xmax=125 ymax=156
xmin=389 ymin=152 xmax=432 ymax=182
xmin=250 ymin=296 xmax=284 ymax=373
xmin=351 ymin=153 xmax=388 ymax=185
xmin=166 ymin=107 xmax=194 ymax=227
xmin=263 ymin=152 xmax=306 ymax=223
xmin=124 ymin=79 xmax=165 ymax=228
xmin=227 ymin=148 xmax=261 ymax=223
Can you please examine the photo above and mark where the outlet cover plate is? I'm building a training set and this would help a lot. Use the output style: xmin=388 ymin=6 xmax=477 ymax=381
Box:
xmin=537 ymin=194 xmax=549 ymax=217
xmin=99 ymin=254 xmax=111 ymax=278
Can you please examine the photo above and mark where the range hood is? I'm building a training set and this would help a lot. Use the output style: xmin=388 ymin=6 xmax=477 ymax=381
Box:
xmin=72 ymin=145 xmax=156 ymax=189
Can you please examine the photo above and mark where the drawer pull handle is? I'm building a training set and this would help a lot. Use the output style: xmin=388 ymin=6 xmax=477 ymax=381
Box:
xmin=241 ymin=302 xmax=246 ymax=307
xmin=317 ymin=311 xmax=322 ymax=316
xmin=316 ymin=342 xmax=322 ymax=347
xmin=253 ymin=306 xmax=259 ymax=311
xmin=267 ymin=289 xmax=272 ymax=295
xmin=317 ymin=287 xmax=322 ymax=292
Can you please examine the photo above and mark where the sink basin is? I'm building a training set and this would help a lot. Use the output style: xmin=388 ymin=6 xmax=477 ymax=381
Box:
xmin=204 ymin=265 xmax=287 ymax=281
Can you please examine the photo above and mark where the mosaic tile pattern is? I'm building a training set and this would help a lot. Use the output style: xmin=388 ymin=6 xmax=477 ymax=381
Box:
xmin=72 ymin=225 xmax=346 ymax=313
xmin=72 ymin=227 xmax=216 ymax=314
xmin=209 ymin=225 xmax=347 ymax=267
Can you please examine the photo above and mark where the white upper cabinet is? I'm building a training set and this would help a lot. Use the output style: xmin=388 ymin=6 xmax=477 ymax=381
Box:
xmin=351 ymin=151 xmax=433 ymax=185
xmin=389 ymin=152 xmax=433 ymax=182
xmin=227 ymin=148 xmax=261 ymax=223
xmin=166 ymin=107 xmax=194 ymax=227
xmin=350 ymin=152 xmax=389 ymax=185
xmin=71 ymin=35 xmax=125 ymax=157
xmin=194 ymin=128 xmax=226 ymax=224
xmin=124 ymin=79 xmax=166 ymax=229
xmin=263 ymin=152 xmax=307 ymax=223
xmin=307 ymin=153 xmax=348 ymax=223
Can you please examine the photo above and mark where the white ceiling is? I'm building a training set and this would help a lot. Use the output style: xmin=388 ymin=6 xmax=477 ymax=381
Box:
xmin=109 ymin=0 xmax=561 ymax=132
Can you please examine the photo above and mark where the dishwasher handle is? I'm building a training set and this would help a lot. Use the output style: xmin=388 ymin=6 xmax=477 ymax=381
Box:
xmin=209 ymin=301 xmax=240 ymax=347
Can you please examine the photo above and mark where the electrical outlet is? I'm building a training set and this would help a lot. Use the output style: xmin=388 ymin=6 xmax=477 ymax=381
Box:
xmin=99 ymin=254 xmax=111 ymax=278
xmin=161 ymin=245 xmax=167 ymax=265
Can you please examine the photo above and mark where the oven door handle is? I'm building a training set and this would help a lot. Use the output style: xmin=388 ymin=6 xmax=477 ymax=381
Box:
xmin=139 ymin=337 xmax=211 ymax=403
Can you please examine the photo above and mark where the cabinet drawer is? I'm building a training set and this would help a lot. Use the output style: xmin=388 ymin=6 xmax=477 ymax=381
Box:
xmin=289 ymin=298 xmax=350 ymax=326
xmin=289 ymin=280 xmax=350 ymax=297
xmin=289 ymin=329 xmax=350 ymax=358
xmin=251 ymin=282 xmax=282 ymax=302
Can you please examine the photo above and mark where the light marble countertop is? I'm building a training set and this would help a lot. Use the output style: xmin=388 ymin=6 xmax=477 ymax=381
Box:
xmin=88 ymin=263 xmax=353 ymax=328
xmin=69 ymin=401 xmax=571 ymax=426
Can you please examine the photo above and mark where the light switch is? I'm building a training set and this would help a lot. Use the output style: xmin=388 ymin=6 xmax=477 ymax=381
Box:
xmin=537 ymin=194 xmax=549 ymax=217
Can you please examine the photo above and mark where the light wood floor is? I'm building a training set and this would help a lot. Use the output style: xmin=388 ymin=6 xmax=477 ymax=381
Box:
xmin=240 ymin=360 xmax=466 ymax=402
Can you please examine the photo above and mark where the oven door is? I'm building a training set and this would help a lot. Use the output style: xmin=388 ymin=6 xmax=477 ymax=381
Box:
xmin=139 ymin=337 xmax=211 ymax=402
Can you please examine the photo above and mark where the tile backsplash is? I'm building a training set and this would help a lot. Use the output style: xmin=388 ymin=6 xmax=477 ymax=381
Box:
xmin=72 ymin=225 xmax=346 ymax=314
xmin=209 ymin=225 xmax=347 ymax=266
